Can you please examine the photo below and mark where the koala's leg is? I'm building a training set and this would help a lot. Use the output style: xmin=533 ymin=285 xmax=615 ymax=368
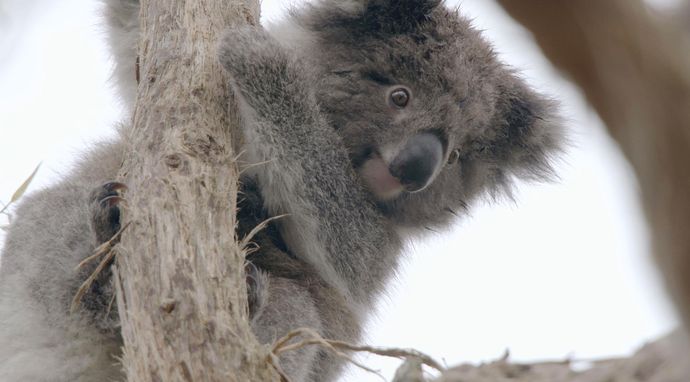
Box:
xmin=246 ymin=243 xmax=361 ymax=382
xmin=307 ymin=285 xmax=360 ymax=382
xmin=250 ymin=269 xmax=323 ymax=382
xmin=0 ymin=143 xmax=125 ymax=381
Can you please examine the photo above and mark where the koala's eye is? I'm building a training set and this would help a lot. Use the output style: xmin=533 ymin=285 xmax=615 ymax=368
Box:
xmin=389 ymin=88 xmax=411 ymax=108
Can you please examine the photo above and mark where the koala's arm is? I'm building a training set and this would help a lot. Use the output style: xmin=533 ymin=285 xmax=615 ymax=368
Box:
xmin=219 ymin=27 xmax=400 ymax=304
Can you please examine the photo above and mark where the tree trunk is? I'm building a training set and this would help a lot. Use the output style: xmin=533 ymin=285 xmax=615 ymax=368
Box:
xmin=114 ymin=0 xmax=279 ymax=380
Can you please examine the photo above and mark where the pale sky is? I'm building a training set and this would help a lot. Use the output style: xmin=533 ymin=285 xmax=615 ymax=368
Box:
xmin=0 ymin=1 xmax=681 ymax=381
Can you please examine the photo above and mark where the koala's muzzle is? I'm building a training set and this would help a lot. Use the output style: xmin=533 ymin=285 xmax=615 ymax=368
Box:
xmin=389 ymin=132 xmax=444 ymax=193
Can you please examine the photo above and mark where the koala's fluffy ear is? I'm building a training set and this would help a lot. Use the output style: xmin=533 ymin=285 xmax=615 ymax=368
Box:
xmin=484 ymin=79 xmax=564 ymax=189
xmin=307 ymin=0 xmax=442 ymax=36
xmin=355 ymin=0 xmax=442 ymax=34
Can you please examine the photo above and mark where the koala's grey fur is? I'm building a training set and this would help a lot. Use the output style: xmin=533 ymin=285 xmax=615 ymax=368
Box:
xmin=0 ymin=0 xmax=563 ymax=381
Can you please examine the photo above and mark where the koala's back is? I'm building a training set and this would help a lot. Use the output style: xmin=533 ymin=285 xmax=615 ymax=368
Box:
xmin=0 ymin=139 xmax=125 ymax=381
xmin=0 ymin=132 xmax=358 ymax=381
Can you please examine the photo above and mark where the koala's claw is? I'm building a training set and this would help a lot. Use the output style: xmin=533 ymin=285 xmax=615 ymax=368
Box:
xmin=99 ymin=195 xmax=124 ymax=208
xmin=102 ymin=181 xmax=128 ymax=194
xmin=90 ymin=182 xmax=127 ymax=244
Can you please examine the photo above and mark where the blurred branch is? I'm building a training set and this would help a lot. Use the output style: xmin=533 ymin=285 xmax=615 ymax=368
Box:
xmin=429 ymin=331 xmax=688 ymax=381
xmin=495 ymin=0 xmax=690 ymax=326
xmin=386 ymin=1 xmax=690 ymax=381
xmin=380 ymin=331 xmax=687 ymax=381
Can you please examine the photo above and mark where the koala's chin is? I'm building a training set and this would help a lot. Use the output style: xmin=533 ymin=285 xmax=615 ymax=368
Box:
xmin=359 ymin=132 xmax=445 ymax=201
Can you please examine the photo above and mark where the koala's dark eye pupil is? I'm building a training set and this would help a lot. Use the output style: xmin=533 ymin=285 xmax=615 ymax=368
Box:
xmin=390 ymin=88 xmax=410 ymax=108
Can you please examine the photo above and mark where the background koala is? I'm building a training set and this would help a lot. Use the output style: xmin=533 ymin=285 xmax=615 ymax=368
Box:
xmin=0 ymin=0 xmax=562 ymax=381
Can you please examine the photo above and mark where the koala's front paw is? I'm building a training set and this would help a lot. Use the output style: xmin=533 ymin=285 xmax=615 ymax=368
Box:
xmin=89 ymin=182 xmax=127 ymax=244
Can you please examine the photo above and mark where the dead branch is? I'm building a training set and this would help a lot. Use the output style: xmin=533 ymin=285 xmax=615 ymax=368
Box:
xmin=427 ymin=331 xmax=690 ymax=382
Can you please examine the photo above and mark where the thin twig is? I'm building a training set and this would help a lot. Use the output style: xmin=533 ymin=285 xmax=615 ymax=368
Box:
xmin=70 ymin=222 xmax=131 ymax=313
xmin=0 ymin=201 xmax=11 ymax=216
xmin=111 ymin=264 xmax=127 ymax=322
xmin=239 ymin=214 xmax=288 ymax=250
xmin=271 ymin=327 xmax=445 ymax=381
xmin=238 ymin=158 xmax=276 ymax=175
xmin=106 ymin=289 xmax=117 ymax=317
xmin=267 ymin=353 xmax=292 ymax=382
xmin=272 ymin=328 xmax=384 ymax=379
xmin=75 ymin=222 xmax=131 ymax=270
xmin=76 ymin=242 xmax=112 ymax=270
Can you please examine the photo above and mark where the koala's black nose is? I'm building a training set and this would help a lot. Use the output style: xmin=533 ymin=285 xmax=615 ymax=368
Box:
xmin=389 ymin=132 xmax=444 ymax=193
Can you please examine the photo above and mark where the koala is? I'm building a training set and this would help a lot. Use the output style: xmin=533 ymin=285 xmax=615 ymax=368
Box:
xmin=0 ymin=0 xmax=563 ymax=381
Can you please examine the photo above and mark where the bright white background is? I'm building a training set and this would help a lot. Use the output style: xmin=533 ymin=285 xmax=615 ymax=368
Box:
xmin=0 ymin=0 xmax=681 ymax=380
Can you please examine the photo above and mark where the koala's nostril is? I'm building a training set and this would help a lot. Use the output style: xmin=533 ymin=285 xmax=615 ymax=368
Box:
xmin=389 ymin=132 xmax=444 ymax=193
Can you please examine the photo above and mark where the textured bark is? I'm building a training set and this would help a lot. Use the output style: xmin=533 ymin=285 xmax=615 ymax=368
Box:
xmin=388 ymin=332 xmax=689 ymax=381
xmin=427 ymin=331 xmax=689 ymax=382
xmin=114 ymin=0 xmax=279 ymax=380
xmin=494 ymin=0 xmax=690 ymax=327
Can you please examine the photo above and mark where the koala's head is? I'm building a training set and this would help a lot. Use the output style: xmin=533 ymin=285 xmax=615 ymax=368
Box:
xmin=286 ymin=0 xmax=563 ymax=229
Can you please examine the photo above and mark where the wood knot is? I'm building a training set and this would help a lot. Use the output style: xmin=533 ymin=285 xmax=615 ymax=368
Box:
xmin=160 ymin=299 xmax=177 ymax=314
xmin=182 ymin=132 xmax=224 ymax=160
xmin=164 ymin=153 xmax=183 ymax=169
